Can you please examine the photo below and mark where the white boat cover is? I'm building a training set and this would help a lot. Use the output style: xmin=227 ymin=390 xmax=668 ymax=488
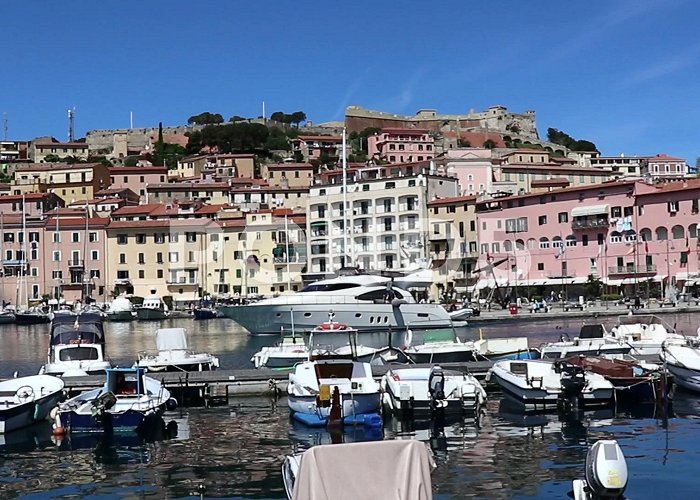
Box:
xmin=292 ymin=440 xmax=435 ymax=500
xmin=155 ymin=328 xmax=188 ymax=351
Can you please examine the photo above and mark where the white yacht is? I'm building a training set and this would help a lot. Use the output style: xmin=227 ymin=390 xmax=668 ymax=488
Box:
xmin=136 ymin=294 xmax=170 ymax=321
xmin=609 ymin=314 xmax=688 ymax=356
xmin=219 ymin=272 xmax=457 ymax=336
xmin=106 ymin=295 xmax=135 ymax=322
xmin=135 ymin=328 xmax=219 ymax=372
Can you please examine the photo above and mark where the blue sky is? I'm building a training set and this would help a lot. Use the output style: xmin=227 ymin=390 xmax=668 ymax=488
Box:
xmin=3 ymin=0 xmax=699 ymax=162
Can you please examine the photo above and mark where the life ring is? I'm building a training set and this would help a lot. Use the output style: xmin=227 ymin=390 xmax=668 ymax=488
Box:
xmin=316 ymin=322 xmax=349 ymax=331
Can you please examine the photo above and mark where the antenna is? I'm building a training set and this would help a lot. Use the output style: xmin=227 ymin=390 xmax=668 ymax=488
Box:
xmin=68 ymin=107 xmax=76 ymax=142
xmin=130 ymin=111 xmax=133 ymax=129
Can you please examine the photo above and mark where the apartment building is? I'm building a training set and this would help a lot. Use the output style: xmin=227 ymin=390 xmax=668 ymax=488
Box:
xmin=176 ymin=153 xmax=256 ymax=179
xmin=261 ymin=162 xmax=314 ymax=188
xmin=30 ymin=140 xmax=89 ymax=163
xmin=0 ymin=214 xmax=45 ymax=304
xmin=292 ymin=135 xmax=342 ymax=162
xmin=146 ymin=181 xmax=230 ymax=205
xmin=108 ymin=166 xmax=168 ymax=202
xmin=12 ymin=162 xmax=110 ymax=202
xmin=306 ymin=172 xmax=460 ymax=275
xmin=643 ymin=154 xmax=689 ymax=180
xmin=0 ymin=193 xmax=64 ymax=216
xmin=367 ymin=128 xmax=435 ymax=164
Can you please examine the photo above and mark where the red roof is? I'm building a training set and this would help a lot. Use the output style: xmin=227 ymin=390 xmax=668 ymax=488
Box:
xmin=297 ymin=135 xmax=342 ymax=142
xmin=427 ymin=195 xmax=477 ymax=207
xmin=648 ymin=154 xmax=685 ymax=162
xmin=380 ymin=128 xmax=430 ymax=135
xmin=0 ymin=192 xmax=59 ymax=202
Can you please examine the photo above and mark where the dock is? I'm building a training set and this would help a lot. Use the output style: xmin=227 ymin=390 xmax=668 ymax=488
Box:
xmin=60 ymin=361 xmax=497 ymax=406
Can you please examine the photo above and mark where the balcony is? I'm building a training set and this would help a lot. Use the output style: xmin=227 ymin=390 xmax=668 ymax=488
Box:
xmin=428 ymin=232 xmax=450 ymax=241
xmin=572 ymin=217 xmax=609 ymax=230
xmin=1 ymin=259 xmax=27 ymax=267
xmin=68 ymin=259 xmax=84 ymax=269
xmin=607 ymin=265 xmax=657 ymax=276
xmin=274 ymin=256 xmax=307 ymax=265
xmin=114 ymin=278 xmax=132 ymax=286
xmin=166 ymin=278 xmax=199 ymax=286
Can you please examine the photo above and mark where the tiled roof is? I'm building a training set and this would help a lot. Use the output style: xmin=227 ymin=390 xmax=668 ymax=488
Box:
xmin=427 ymin=195 xmax=477 ymax=207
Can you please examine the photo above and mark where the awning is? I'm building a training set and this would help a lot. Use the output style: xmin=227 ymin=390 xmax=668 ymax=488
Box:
xmin=474 ymin=277 xmax=509 ymax=290
xmin=605 ymin=276 xmax=665 ymax=286
xmin=571 ymin=204 xmax=609 ymax=217
xmin=430 ymin=259 xmax=446 ymax=269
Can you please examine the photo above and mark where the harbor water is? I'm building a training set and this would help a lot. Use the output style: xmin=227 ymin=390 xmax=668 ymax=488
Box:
xmin=1 ymin=313 xmax=699 ymax=498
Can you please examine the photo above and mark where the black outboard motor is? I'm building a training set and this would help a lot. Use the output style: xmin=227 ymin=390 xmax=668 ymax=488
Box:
xmin=572 ymin=439 xmax=628 ymax=499
xmin=428 ymin=365 xmax=446 ymax=411
xmin=555 ymin=361 xmax=587 ymax=412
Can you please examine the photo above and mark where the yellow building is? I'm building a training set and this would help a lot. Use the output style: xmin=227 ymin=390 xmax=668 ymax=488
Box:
xmin=31 ymin=140 xmax=89 ymax=163
xmin=12 ymin=162 xmax=110 ymax=202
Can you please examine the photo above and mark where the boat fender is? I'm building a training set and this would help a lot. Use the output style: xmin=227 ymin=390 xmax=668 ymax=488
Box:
xmin=403 ymin=329 xmax=413 ymax=350
xmin=33 ymin=403 xmax=41 ymax=421
xmin=166 ymin=398 xmax=178 ymax=411
xmin=391 ymin=298 xmax=408 ymax=308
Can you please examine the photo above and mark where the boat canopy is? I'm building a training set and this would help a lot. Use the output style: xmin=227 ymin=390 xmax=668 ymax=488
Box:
xmin=49 ymin=313 xmax=105 ymax=345
xmin=291 ymin=440 xmax=435 ymax=500
xmin=106 ymin=367 xmax=146 ymax=395
xmin=156 ymin=328 xmax=188 ymax=351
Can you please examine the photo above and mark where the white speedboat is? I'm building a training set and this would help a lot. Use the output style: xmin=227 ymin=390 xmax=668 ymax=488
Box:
xmin=403 ymin=329 xmax=478 ymax=364
xmin=219 ymin=272 xmax=458 ymax=336
xmin=381 ymin=365 xmax=487 ymax=417
xmin=474 ymin=336 xmax=540 ymax=360
xmin=106 ymin=295 xmax=135 ymax=322
xmin=487 ymin=359 xmax=615 ymax=410
xmin=41 ymin=312 xmax=112 ymax=377
xmin=250 ymin=333 xmax=311 ymax=370
xmin=540 ymin=324 xmax=630 ymax=359
xmin=660 ymin=343 xmax=700 ymax=393
xmin=135 ymin=328 xmax=219 ymax=372
xmin=56 ymin=367 xmax=176 ymax=434
xmin=0 ymin=309 xmax=15 ymax=324
xmin=0 ymin=375 xmax=65 ymax=433
xmin=287 ymin=358 xmax=381 ymax=418
xmin=609 ymin=314 xmax=687 ymax=356
xmin=136 ymin=294 xmax=170 ymax=321
xmin=282 ymin=440 xmax=435 ymax=500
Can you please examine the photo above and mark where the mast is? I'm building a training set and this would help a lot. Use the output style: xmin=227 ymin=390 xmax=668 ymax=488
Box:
xmin=83 ymin=201 xmax=89 ymax=303
xmin=342 ymin=128 xmax=349 ymax=269
xmin=285 ymin=212 xmax=291 ymax=291
xmin=21 ymin=194 xmax=28 ymax=307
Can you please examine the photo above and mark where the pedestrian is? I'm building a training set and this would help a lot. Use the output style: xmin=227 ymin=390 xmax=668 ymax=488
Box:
xmin=634 ymin=295 xmax=641 ymax=310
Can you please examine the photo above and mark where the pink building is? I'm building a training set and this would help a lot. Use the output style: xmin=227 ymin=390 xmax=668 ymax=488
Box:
xmin=43 ymin=215 xmax=109 ymax=305
xmin=367 ymin=128 xmax=434 ymax=164
xmin=0 ymin=193 xmax=64 ymax=216
xmin=643 ymin=154 xmax=689 ymax=180
xmin=440 ymin=148 xmax=493 ymax=196
xmin=292 ymin=135 xmax=342 ymax=162
xmin=0 ymin=214 xmax=45 ymax=304
xmin=108 ymin=166 xmax=168 ymax=202
xmin=473 ymin=179 xmax=700 ymax=300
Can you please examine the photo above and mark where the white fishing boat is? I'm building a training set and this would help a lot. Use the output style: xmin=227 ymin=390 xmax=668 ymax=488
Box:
xmin=282 ymin=440 xmax=435 ymax=500
xmin=381 ymin=365 xmax=487 ymax=417
xmin=287 ymin=357 xmax=381 ymax=418
xmin=403 ymin=328 xmax=478 ymax=364
xmin=540 ymin=324 xmax=630 ymax=359
xmin=487 ymin=359 xmax=615 ymax=410
xmin=250 ymin=331 xmax=311 ymax=370
xmin=0 ymin=375 xmax=65 ymax=433
xmin=609 ymin=314 xmax=687 ymax=356
xmin=135 ymin=328 xmax=219 ymax=372
xmin=136 ymin=294 xmax=170 ymax=321
xmin=56 ymin=367 xmax=177 ymax=434
xmin=660 ymin=343 xmax=700 ymax=393
xmin=41 ymin=312 xmax=112 ymax=377
xmin=105 ymin=295 xmax=135 ymax=322
xmin=474 ymin=336 xmax=540 ymax=360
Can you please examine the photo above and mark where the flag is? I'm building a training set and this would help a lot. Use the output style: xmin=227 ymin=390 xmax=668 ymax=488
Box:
xmin=644 ymin=241 xmax=649 ymax=254
xmin=555 ymin=245 xmax=566 ymax=259
xmin=626 ymin=245 xmax=635 ymax=256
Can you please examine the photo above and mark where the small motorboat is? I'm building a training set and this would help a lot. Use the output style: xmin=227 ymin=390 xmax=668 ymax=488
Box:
xmin=381 ymin=365 xmax=487 ymax=418
xmin=0 ymin=309 xmax=15 ymax=324
xmin=572 ymin=439 xmax=628 ymax=500
xmin=540 ymin=324 xmax=630 ymax=359
xmin=282 ymin=440 xmax=435 ymax=500
xmin=474 ymin=336 xmax=540 ymax=360
xmin=660 ymin=343 xmax=700 ymax=393
xmin=0 ymin=375 xmax=65 ymax=433
xmin=105 ymin=295 xmax=135 ymax=322
xmin=566 ymin=355 xmax=672 ymax=403
xmin=41 ymin=312 xmax=112 ymax=377
xmin=487 ymin=359 xmax=615 ymax=411
xmin=287 ymin=357 xmax=381 ymax=420
xmin=193 ymin=305 xmax=220 ymax=320
xmin=403 ymin=328 xmax=478 ymax=364
xmin=135 ymin=328 xmax=219 ymax=372
xmin=56 ymin=367 xmax=177 ymax=434
xmin=609 ymin=314 xmax=687 ymax=356
xmin=14 ymin=307 xmax=51 ymax=325
xmin=136 ymin=294 xmax=170 ymax=321
xmin=250 ymin=331 xmax=311 ymax=370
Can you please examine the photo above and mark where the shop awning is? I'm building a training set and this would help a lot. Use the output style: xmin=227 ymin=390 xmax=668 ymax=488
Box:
xmin=571 ymin=204 xmax=609 ymax=217
xmin=474 ymin=277 xmax=509 ymax=290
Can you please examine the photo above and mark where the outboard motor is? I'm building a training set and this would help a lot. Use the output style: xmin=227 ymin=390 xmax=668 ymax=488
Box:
xmin=572 ymin=439 xmax=628 ymax=499
xmin=555 ymin=361 xmax=587 ymax=412
xmin=428 ymin=365 xmax=446 ymax=411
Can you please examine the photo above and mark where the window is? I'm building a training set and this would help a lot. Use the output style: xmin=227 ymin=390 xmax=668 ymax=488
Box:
xmin=138 ymin=253 xmax=145 ymax=264
xmin=385 ymin=182 xmax=395 ymax=189
xmin=236 ymin=269 xmax=242 ymax=278
xmin=119 ymin=253 xmax=126 ymax=264
xmin=539 ymin=238 xmax=550 ymax=249
xmin=52 ymin=270 xmax=63 ymax=279
xmin=537 ymin=263 xmax=544 ymax=271
xmin=234 ymin=251 xmax=243 ymax=259
xmin=611 ymin=206 xmax=622 ymax=218
xmin=136 ymin=234 xmax=147 ymax=244
xmin=538 ymin=215 xmax=547 ymax=226
xmin=156 ymin=252 xmax=164 ymax=264
xmin=505 ymin=217 xmax=528 ymax=233
xmin=157 ymin=269 xmax=163 ymax=279
xmin=53 ymin=251 xmax=61 ymax=262
xmin=610 ymin=232 xmax=622 ymax=244
xmin=623 ymin=206 xmax=633 ymax=217
xmin=558 ymin=212 xmax=568 ymax=223
xmin=169 ymin=252 xmax=179 ymax=263
xmin=90 ymin=269 xmax=100 ymax=279
xmin=188 ymin=251 xmax=195 ymax=262
xmin=88 ymin=232 xmax=98 ymax=242
xmin=170 ymin=233 xmax=180 ymax=243
xmin=186 ymin=232 xmax=197 ymax=243
xmin=91 ymin=250 xmax=99 ymax=260
xmin=693 ymin=199 xmax=699 ymax=214
xmin=72 ymin=232 xmax=80 ymax=243
xmin=29 ymin=232 xmax=39 ymax=242
xmin=53 ymin=233 xmax=60 ymax=243
xmin=139 ymin=270 xmax=145 ymax=279
xmin=117 ymin=234 xmax=128 ymax=244
xmin=668 ymin=201 xmax=679 ymax=213
xmin=116 ymin=270 xmax=129 ymax=279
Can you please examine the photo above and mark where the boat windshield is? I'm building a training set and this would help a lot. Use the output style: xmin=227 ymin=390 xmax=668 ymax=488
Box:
xmin=50 ymin=313 xmax=105 ymax=345
xmin=59 ymin=347 xmax=99 ymax=361
xmin=300 ymin=283 xmax=360 ymax=293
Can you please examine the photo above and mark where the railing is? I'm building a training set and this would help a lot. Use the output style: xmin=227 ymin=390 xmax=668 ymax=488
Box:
xmin=607 ymin=265 xmax=657 ymax=275
xmin=67 ymin=259 xmax=84 ymax=268
xmin=114 ymin=278 xmax=131 ymax=285
xmin=572 ymin=218 xmax=609 ymax=229
xmin=273 ymin=256 xmax=307 ymax=264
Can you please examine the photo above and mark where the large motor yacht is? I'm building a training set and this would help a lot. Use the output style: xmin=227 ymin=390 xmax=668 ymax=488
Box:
xmin=219 ymin=271 xmax=457 ymax=336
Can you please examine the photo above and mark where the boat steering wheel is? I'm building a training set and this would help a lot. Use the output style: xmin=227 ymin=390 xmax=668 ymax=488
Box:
xmin=15 ymin=385 xmax=35 ymax=402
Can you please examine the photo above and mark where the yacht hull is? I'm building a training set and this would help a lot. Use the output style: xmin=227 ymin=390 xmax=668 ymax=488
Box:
xmin=136 ymin=309 xmax=169 ymax=321
xmin=219 ymin=302 xmax=454 ymax=336
xmin=15 ymin=313 xmax=50 ymax=325
xmin=105 ymin=311 xmax=134 ymax=322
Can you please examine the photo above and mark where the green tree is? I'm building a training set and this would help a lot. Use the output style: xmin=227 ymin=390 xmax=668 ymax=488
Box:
xmin=584 ymin=274 xmax=603 ymax=299
xmin=265 ymin=127 xmax=290 ymax=151
xmin=547 ymin=127 xmax=598 ymax=152
xmin=290 ymin=111 xmax=307 ymax=127
xmin=483 ymin=139 xmax=497 ymax=149
xmin=44 ymin=154 xmax=62 ymax=163
xmin=187 ymin=112 xmax=224 ymax=125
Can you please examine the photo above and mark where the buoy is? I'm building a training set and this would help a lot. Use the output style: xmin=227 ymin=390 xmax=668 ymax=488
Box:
xmin=52 ymin=411 xmax=66 ymax=436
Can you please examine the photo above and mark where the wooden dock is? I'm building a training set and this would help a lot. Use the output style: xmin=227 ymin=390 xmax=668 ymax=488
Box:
xmin=59 ymin=361 xmax=497 ymax=406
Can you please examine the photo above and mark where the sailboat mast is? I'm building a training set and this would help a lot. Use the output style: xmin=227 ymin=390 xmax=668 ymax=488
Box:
xmin=83 ymin=201 xmax=89 ymax=303
xmin=342 ymin=128 xmax=349 ymax=269
xmin=21 ymin=194 xmax=27 ymax=306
